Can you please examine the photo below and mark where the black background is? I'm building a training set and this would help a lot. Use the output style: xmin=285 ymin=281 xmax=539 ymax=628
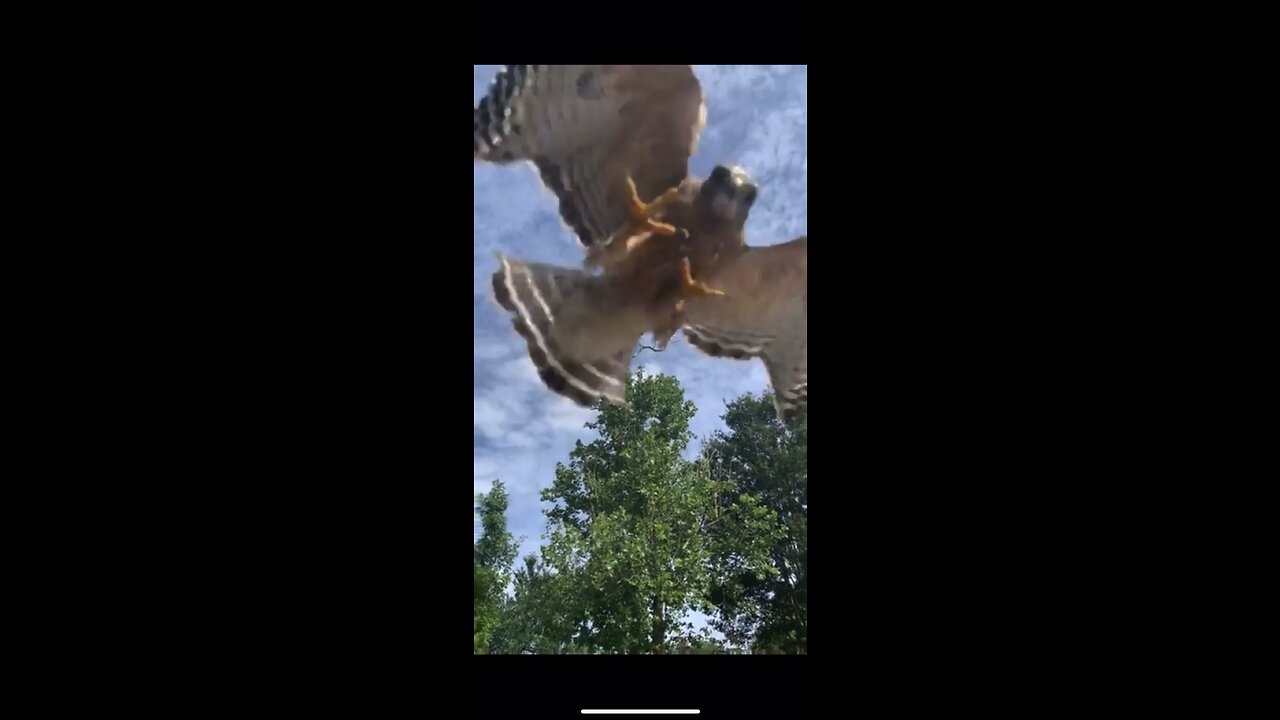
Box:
xmin=477 ymin=656 xmax=805 ymax=715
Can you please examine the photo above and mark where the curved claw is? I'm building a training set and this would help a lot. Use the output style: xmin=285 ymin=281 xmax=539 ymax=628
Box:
xmin=679 ymin=257 xmax=725 ymax=299
xmin=625 ymin=176 xmax=680 ymax=237
xmin=605 ymin=176 xmax=685 ymax=268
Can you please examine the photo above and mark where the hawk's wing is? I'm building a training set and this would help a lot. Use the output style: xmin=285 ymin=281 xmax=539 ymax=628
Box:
xmin=681 ymin=237 xmax=808 ymax=421
xmin=474 ymin=65 xmax=706 ymax=251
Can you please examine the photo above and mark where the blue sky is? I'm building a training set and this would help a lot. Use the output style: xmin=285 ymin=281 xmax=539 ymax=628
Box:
xmin=473 ymin=65 xmax=807 ymax=609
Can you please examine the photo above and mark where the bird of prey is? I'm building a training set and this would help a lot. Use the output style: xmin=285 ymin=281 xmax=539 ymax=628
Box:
xmin=474 ymin=65 xmax=807 ymax=421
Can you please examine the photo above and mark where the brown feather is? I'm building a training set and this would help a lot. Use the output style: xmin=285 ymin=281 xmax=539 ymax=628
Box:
xmin=681 ymin=237 xmax=809 ymax=420
xmin=474 ymin=65 xmax=706 ymax=250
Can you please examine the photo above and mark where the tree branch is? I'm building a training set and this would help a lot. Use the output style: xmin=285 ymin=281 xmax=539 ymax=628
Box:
xmin=633 ymin=335 xmax=682 ymax=359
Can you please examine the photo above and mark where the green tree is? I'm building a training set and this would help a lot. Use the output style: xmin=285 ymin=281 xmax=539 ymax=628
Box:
xmin=473 ymin=480 xmax=519 ymax=654
xmin=488 ymin=554 xmax=580 ymax=654
xmin=537 ymin=369 xmax=781 ymax=654
xmin=702 ymin=392 xmax=807 ymax=653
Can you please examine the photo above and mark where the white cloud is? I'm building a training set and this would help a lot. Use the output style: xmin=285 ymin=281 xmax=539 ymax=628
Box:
xmin=473 ymin=331 xmax=515 ymax=363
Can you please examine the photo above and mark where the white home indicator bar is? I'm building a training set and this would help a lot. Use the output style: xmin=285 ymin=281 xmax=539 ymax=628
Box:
xmin=580 ymin=711 xmax=700 ymax=715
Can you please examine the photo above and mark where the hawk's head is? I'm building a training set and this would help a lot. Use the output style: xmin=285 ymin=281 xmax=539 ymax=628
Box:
xmin=698 ymin=164 xmax=758 ymax=229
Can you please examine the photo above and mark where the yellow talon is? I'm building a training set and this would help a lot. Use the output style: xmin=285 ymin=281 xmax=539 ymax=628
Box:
xmin=653 ymin=259 xmax=723 ymax=350
xmin=612 ymin=176 xmax=680 ymax=257
xmin=593 ymin=176 xmax=684 ymax=270
xmin=679 ymin=256 xmax=725 ymax=299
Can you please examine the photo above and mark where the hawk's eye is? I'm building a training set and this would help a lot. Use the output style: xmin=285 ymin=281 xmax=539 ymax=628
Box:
xmin=710 ymin=165 xmax=730 ymax=182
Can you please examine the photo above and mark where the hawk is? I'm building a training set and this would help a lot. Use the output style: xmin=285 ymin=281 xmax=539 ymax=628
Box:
xmin=474 ymin=65 xmax=807 ymax=421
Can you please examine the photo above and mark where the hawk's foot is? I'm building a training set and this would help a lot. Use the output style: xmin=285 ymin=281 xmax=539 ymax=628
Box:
xmin=626 ymin=175 xmax=680 ymax=230
xmin=616 ymin=175 xmax=680 ymax=251
xmin=679 ymin=256 xmax=725 ymax=299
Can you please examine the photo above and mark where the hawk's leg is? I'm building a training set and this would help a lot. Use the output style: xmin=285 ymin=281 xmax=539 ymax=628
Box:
xmin=677 ymin=256 xmax=725 ymax=299
xmin=652 ymin=300 xmax=686 ymax=350
xmin=650 ymin=259 xmax=722 ymax=350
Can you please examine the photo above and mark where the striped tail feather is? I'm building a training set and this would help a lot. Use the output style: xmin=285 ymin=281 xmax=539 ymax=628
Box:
xmin=490 ymin=254 xmax=630 ymax=407
xmin=772 ymin=375 xmax=807 ymax=422
xmin=683 ymin=324 xmax=772 ymax=360
xmin=683 ymin=323 xmax=807 ymax=422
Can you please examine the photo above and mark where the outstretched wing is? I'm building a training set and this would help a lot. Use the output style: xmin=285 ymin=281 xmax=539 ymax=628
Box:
xmin=681 ymin=237 xmax=808 ymax=421
xmin=474 ymin=65 xmax=706 ymax=251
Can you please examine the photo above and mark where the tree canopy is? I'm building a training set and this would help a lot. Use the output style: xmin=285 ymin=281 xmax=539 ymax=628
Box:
xmin=473 ymin=481 xmax=518 ymax=654
xmin=474 ymin=369 xmax=807 ymax=654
